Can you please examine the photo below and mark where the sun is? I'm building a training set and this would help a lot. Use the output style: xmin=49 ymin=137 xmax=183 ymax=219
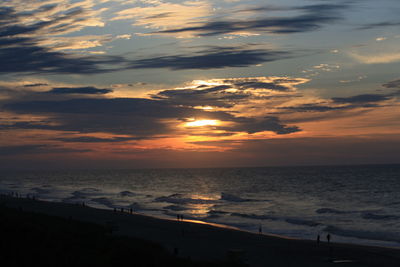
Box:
xmin=185 ymin=119 xmax=219 ymax=127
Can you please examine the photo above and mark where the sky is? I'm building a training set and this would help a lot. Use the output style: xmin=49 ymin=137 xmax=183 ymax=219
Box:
xmin=0 ymin=0 xmax=400 ymax=169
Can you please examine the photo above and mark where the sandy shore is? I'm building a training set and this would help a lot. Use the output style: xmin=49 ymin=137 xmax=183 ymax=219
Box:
xmin=1 ymin=195 xmax=399 ymax=267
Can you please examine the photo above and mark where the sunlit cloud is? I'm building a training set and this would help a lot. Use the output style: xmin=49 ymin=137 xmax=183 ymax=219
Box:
xmin=148 ymin=3 xmax=350 ymax=37
xmin=349 ymin=52 xmax=400 ymax=64
xmin=112 ymin=0 xmax=212 ymax=38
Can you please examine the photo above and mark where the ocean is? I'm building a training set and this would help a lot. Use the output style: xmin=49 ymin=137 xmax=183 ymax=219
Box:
xmin=1 ymin=164 xmax=399 ymax=247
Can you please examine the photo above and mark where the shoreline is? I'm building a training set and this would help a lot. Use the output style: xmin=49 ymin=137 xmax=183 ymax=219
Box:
xmin=1 ymin=195 xmax=399 ymax=266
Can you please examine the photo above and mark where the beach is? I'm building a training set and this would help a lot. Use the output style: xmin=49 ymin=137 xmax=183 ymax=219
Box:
xmin=1 ymin=195 xmax=399 ymax=267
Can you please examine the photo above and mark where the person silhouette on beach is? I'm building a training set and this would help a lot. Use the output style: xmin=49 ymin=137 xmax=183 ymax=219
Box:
xmin=327 ymin=233 xmax=331 ymax=243
xmin=258 ymin=224 xmax=262 ymax=234
xmin=317 ymin=234 xmax=320 ymax=244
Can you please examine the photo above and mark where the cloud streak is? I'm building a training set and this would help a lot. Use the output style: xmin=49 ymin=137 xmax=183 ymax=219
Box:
xmin=129 ymin=46 xmax=292 ymax=70
xmin=150 ymin=4 xmax=349 ymax=37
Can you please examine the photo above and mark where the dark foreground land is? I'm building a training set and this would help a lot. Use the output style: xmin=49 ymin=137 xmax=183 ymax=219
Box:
xmin=0 ymin=204 xmax=235 ymax=267
xmin=1 ymin=196 xmax=400 ymax=267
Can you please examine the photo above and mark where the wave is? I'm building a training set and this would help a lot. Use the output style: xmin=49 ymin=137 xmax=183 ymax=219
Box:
xmin=91 ymin=197 xmax=114 ymax=208
xmin=324 ymin=225 xmax=400 ymax=243
xmin=118 ymin=191 xmax=136 ymax=197
xmin=155 ymin=193 xmax=218 ymax=205
xmin=71 ymin=188 xmax=101 ymax=198
xmin=285 ymin=218 xmax=321 ymax=227
xmin=31 ymin=187 xmax=51 ymax=194
xmin=315 ymin=208 xmax=355 ymax=214
xmin=231 ymin=212 xmax=278 ymax=221
xmin=220 ymin=192 xmax=264 ymax=202
xmin=163 ymin=205 xmax=190 ymax=211
xmin=220 ymin=193 xmax=249 ymax=202
xmin=231 ymin=212 xmax=321 ymax=227
xmin=361 ymin=212 xmax=400 ymax=220
xmin=208 ymin=210 xmax=229 ymax=215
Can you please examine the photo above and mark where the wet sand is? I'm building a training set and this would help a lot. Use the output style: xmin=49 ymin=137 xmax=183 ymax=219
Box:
xmin=1 ymin=195 xmax=399 ymax=266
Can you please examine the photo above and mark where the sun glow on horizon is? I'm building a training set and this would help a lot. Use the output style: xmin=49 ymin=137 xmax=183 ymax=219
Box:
xmin=185 ymin=119 xmax=219 ymax=127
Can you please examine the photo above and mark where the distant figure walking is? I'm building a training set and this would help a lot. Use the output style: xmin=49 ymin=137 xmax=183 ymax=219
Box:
xmin=327 ymin=233 xmax=331 ymax=243
xmin=258 ymin=224 xmax=262 ymax=234
xmin=317 ymin=234 xmax=320 ymax=244
xmin=177 ymin=214 xmax=180 ymax=221
xmin=129 ymin=208 xmax=133 ymax=214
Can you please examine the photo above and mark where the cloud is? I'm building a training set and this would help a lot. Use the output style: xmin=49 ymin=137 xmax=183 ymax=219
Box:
xmin=331 ymin=94 xmax=391 ymax=104
xmin=45 ymin=86 xmax=113 ymax=95
xmin=23 ymin=83 xmax=49 ymax=87
xmin=53 ymin=136 xmax=150 ymax=143
xmin=349 ymin=51 xmax=400 ymax=64
xmin=152 ymin=76 xmax=307 ymax=108
xmin=112 ymin=1 xmax=211 ymax=37
xmin=382 ymin=79 xmax=400 ymax=89
xmin=217 ymin=116 xmax=301 ymax=134
xmin=0 ymin=144 xmax=90 ymax=156
xmin=358 ymin=21 xmax=400 ymax=30
xmin=2 ymin=77 xmax=306 ymax=137
xmin=279 ymin=91 xmax=397 ymax=113
xmin=129 ymin=45 xmax=292 ymax=70
xmin=150 ymin=3 xmax=349 ymax=37
xmin=0 ymin=43 xmax=122 ymax=74
xmin=0 ymin=1 xmax=126 ymax=74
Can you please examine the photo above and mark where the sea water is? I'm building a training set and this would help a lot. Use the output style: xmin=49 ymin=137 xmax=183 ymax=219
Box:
xmin=1 ymin=164 xmax=399 ymax=247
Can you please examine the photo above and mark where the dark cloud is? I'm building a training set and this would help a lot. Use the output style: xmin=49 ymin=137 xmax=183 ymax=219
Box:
xmin=233 ymin=81 xmax=290 ymax=91
xmin=3 ymin=94 xmax=299 ymax=136
xmin=23 ymin=83 xmax=49 ymax=87
xmin=152 ymin=77 xmax=302 ymax=109
xmin=45 ymin=87 xmax=113 ymax=95
xmin=358 ymin=21 xmax=400 ymax=30
xmin=0 ymin=144 xmax=90 ymax=156
xmin=280 ymin=103 xmax=344 ymax=112
xmin=382 ymin=79 xmax=400 ymax=89
xmin=153 ymin=87 xmax=248 ymax=108
xmin=2 ymin=97 xmax=234 ymax=136
xmin=153 ymin=4 xmax=348 ymax=37
xmin=129 ymin=46 xmax=292 ymax=70
xmin=0 ymin=5 xmax=124 ymax=74
xmin=54 ymin=136 xmax=152 ymax=143
xmin=277 ymin=91 xmax=397 ymax=114
xmin=4 ymin=98 xmax=229 ymax=119
xmin=331 ymin=94 xmax=390 ymax=104
xmin=0 ymin=40 xmax=124 ymax=74
xmin=216 ymin=116 xmax=301 ymax=134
